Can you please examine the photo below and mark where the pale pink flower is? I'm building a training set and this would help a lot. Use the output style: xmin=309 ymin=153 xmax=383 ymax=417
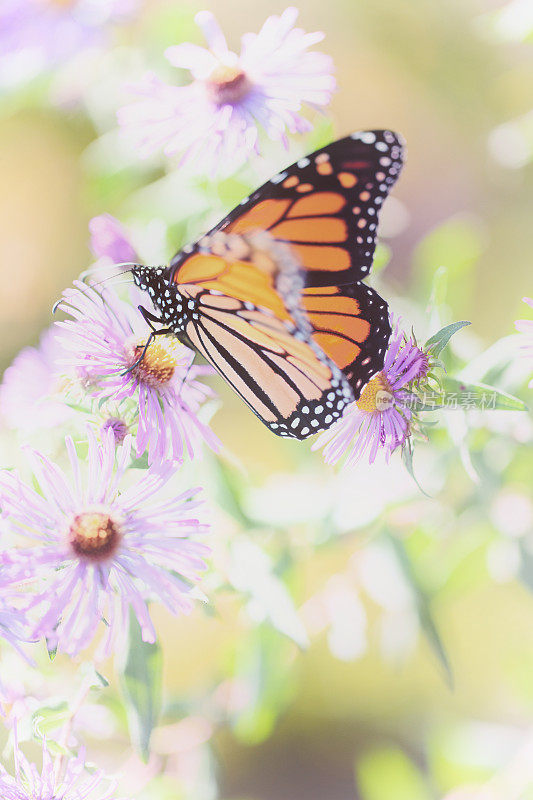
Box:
xmin=118 ymin=7 xmax=335 ymax=173
xmin=0 ymin=429 xmax=209 ymax=658
xmin=56 ymin=282 xmax=220 ymax=464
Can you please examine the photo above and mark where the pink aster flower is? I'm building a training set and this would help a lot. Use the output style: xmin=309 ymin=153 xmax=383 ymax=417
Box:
xmin=313 ymin=321 xmax=429 ymax=466
xmin=0 ymin=428 xmax=209 ymax=658
xmin=56 ymin=281 xmax=220 ymax=464
xmin=0 ymin=0 xmax=137 ymax=87
xmin=0 ymin=327 xmax=74 ymax=433
xmin=117 ymin=7 xmax=335 ymax=173
xmin=89 ymin=213 xmax=139 ymax=267
xmin=0 ymin=736 xmax=123 ymax=800
xmin=515 ymin=296 xmax=533 ymax=387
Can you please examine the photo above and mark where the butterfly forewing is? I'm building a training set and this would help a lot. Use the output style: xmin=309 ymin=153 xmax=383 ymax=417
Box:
xmin=170 ymin=129 xmax=404 ymax=289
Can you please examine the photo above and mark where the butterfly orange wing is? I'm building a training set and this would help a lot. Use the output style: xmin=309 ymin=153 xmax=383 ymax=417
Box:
xmin=171 ymin=129 xmax=403 ymax=288
xmin=170 ymin=131 xmax=400 ymax=396
xmin=170 ymin=233 xmax=354 ymax=438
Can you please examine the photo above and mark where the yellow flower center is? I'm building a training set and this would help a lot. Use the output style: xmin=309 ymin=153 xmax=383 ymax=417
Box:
xmin=206 ymin=64 xmax=251 ymax=105
xmin=68 ymin=512 xmax=121 ymax=562
xmin=356 ymin=372 xmax=394 ymax=413
xmin=129 ymin=336 xmax=184 ymax=388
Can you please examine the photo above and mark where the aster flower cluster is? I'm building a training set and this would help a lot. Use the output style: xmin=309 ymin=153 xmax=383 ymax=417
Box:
xmin=0 ymin=213 xmax=219 ymax=663
xmin=0 ymin=326 xmax=75 ymax=434
xmin=56 ymin=279 xmax=220 ymax=464
xmin=0 ymin=736 xmax=123 ymax=800
xmin=1 ymin=212 xmax=219 ymax=464
xmin=0 ymin=4 xmax=341 ymax=697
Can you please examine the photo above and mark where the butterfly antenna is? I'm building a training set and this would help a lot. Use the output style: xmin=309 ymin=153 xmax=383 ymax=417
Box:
xmin=79 ymin=265 xmax=143 ymax=287
xmin=79 ymin=261 xmax=143 ymax=281
xmin=51 ymin=268 xmax=141 ymax=315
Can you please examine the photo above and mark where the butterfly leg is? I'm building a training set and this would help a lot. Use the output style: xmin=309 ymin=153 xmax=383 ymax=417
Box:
xmin=121 ymin=327 xmax=173 ymax=376
xmin=177 ymin=357 xmax=195 ymax=398
xmin=121 ymin=303 xmax=171 ymax=374
xmin=137 ymin=304 xmax=164 ymax=331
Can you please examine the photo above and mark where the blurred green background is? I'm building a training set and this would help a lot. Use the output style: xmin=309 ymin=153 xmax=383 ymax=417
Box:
xmin=1 ymin=1 xmax=532 ymax=799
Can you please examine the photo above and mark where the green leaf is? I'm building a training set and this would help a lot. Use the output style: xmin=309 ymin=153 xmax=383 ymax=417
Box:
xmin=387 ymin=535 xmax=453 ymax=686
xmin=410 ymin=377 xmax=528 ymax=412
xmin=120 ymin=612 xmax=162 ymax=760
xmin=32 ymin=701 xmax=70 ymax=739
xmin=372 ymin=242 xmax=392 ymax=273
xmin=232 ymin=627 xmax=298 ymax=744
xmin=519 ymin=542 xmax=533 ymax=594
xmin=415 ymin=592 xmax=453 ymax=689
xmin=413 ymin=217 xmax=485 ymax=314
xmin=46 ymin=637 xmax=57 ymax=661
xmin=440 ymin=377 xmax=528 ymax=411
xmin=213 ymin=457 xmax=254 ymax=529
xmin=95 ymin=670 xmax=109 ymax=688
xmin=129 ymin=452 xmax=150 ymax=471
xmin=401 ymin=444 xmax=431 ymax=497
xmin=424 ymin=320 xmax=471 ymax=356
xmin=427 ymin=265 xmax=448 ymax=311
xmin=356 ymin=746 xmax=433 ymax=800
xmin=304 ymin=116 xmax=335 ymax=151
xmin=80 ymin=662 xmax=110 ymax=690
xmin=215 ymin=176 xmax=255 ymax=210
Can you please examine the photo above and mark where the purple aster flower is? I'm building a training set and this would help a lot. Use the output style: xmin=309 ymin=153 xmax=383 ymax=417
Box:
xmin=89 ymin=213 xmax=139 ymax=267
xmin=313 ymin=320 xmax=429 ymax=466
xmin=56 ymin=281 xmax=220 ymax=464
xmin=0 ymin=0 xmax=137 ymax=87
xmin=117 ymin=7 xmax=336 ymax=173
xmin=515 ymin=296 xmax=533 ymax=387
xmin=0 ymin=428 xmax=209 ymax=658
xmin=0 ymin=736 xmax=123 ymax=800
xmin=0 ymin=327 xmax=75 ymax=433
xmin=99 ymin=412 xmax=131 ymax=444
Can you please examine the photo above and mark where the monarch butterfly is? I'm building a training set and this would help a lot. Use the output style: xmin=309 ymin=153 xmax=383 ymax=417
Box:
xmin=131 ymin=130 xmax=404 ymax=439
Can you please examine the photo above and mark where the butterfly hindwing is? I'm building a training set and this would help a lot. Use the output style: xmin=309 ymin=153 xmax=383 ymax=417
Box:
xmin=302 ymin=281 xmax=391 ymax=397
xmin=171 ymin=232 xmax=354 ymax=438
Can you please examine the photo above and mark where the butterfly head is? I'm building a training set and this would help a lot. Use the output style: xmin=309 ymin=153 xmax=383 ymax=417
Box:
xmin=131 ymin=265 xmax=168 ymax=301
xmin=131 ymin=264 xmax=188 ymax=332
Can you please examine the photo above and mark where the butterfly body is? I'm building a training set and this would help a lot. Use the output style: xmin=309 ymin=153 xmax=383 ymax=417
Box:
xmin=132 ymin=130 xmax=405 ymax=439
